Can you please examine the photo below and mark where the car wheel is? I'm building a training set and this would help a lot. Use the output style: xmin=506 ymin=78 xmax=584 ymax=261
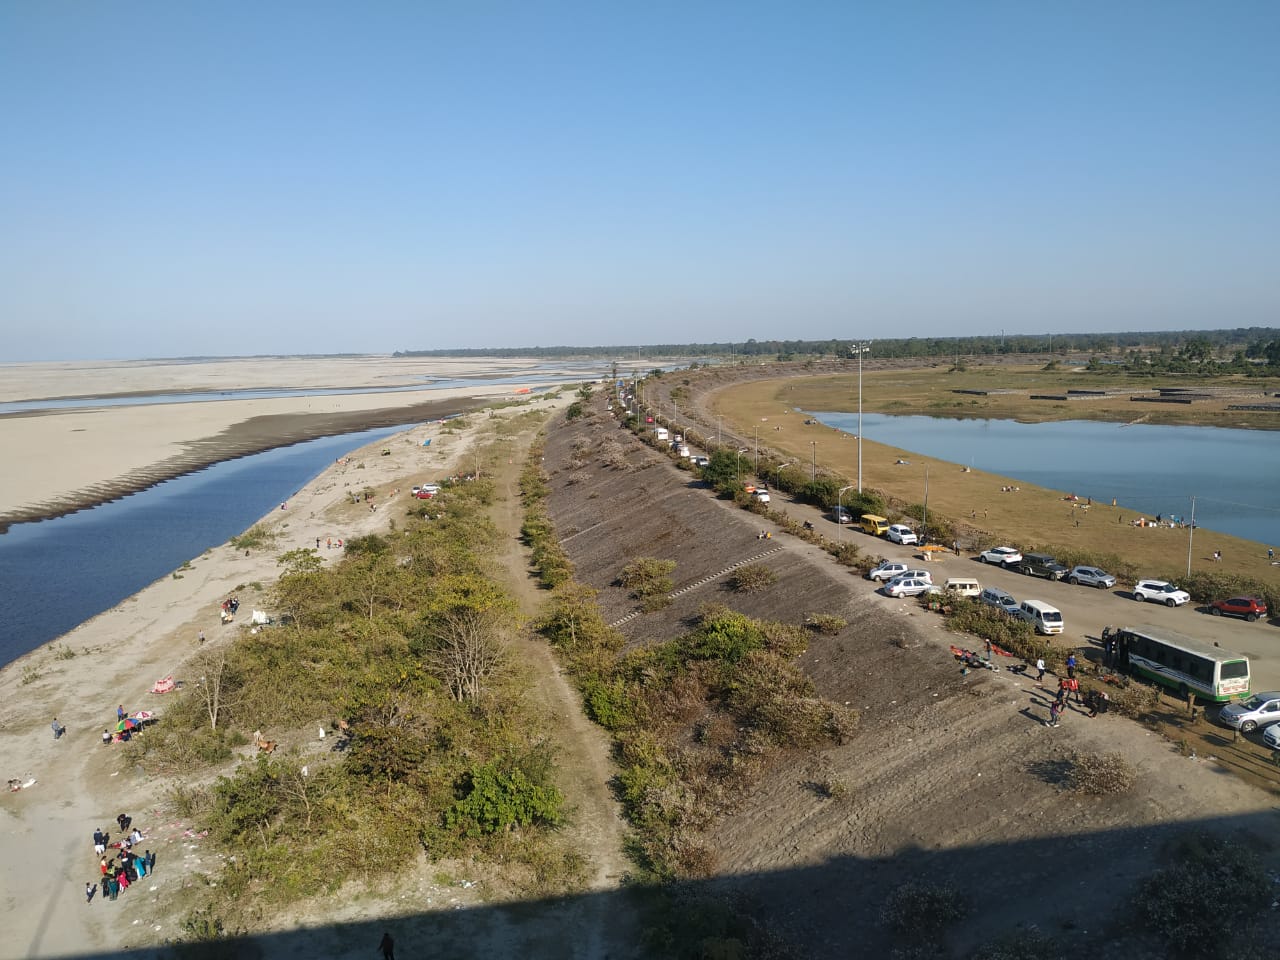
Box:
xmin=1210 ymin=607 xmax=1221 ymax=616
xmin=1247 ymin=613 xmax=1258 ymax=622
xmin=1242 ymin=720 xmax=1258 ymax=733
xmin=1166 ymin=598 xmax=1177 ymax=607
xmin=1068 ymin=577 xmax=1079 ymax=585
xmin=980 ymin=555 xmax=989 ymax=564
xmin=1134 ymin=593 xmax=1146 ymax=602
xmin=1097 ymin=581 xmax=1108 ymax=589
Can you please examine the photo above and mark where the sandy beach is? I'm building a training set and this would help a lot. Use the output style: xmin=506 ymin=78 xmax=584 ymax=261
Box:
xmin=0 ymin=377 xmax=568 ymax=957
xmin=0 ymin=355 xmax=609 ymax=530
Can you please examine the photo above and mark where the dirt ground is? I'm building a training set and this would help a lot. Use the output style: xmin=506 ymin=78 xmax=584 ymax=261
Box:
xmin=543 ymin=394 xmax=1280 ymax=958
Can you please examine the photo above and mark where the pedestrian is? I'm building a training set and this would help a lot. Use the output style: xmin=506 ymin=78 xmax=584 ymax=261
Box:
xmin=984 ymin=639 xmax=993 ymax=662
xmin=1065 ymin=653 xmax=1077 ymax=679
xmin=93 ymin=829 xmax=105 ymax=855
xmin=1056 ymin=680 xmax=1068 ymax=707
xmin=1065 ymin=676 xmax=1082 ymax=704
xmin=107 ymin=876 xmax=118 ymax=900
xmin=1214 ymin=550 xmax=1221 ymax=563
xmin=953 ymin=540 xmax=960 ymax=556
xmin=100 ymin=876 xmax=109 ymax=899
xmin=316 ymin=538 xmax=321 ymax=549
xmin=1035 ymin=657 xmax=1046 ymax=685
xmin=85 ymin=881 xmax=96 ymax=904
xmin=117 ymin=813 xmax=131 ymax=833
xmin=102 ymin=729 xmax=111 ymax=745
xmin=1270 ymin=547 xmax=1275 ymax=561
xmin=117 ymin=705 xmax=125 ymax=722
xmin=145 ymin=849 xmax=156 ymax=873
xmin=198 ymin=630 xmax=205 ymax=644
xmin=379 ymin=931 xmax=395 ymax=960
xmin=100 ymin=857 xmax=109 ymax=876
xmin=51 ymin=717 xmax=65 ymax=740
xmin=1048 ymin=700 xmax=1062 ymax=727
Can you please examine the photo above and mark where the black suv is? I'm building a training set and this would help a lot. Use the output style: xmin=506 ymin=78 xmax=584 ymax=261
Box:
xmin=1019 ymin=552 xmax=1068 ymax=580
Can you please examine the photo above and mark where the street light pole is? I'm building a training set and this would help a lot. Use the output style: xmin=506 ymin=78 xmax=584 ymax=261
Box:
xmin=754 ymin=427 xmax=759 ymax=475
xmin=776 ymin=460 xmax=795 ymax=490
xmin=810 ymin=441 xmax=817 ymax=483
xmin=853 ymin=341 xmax=871 ymax=493
xmin=1186 ymin=496 xmax=1196 ymax=576
xmin=718 ymin=416 xmax=722 ymax=448
xmin=838 ymin=485 xmax=853 ymax=533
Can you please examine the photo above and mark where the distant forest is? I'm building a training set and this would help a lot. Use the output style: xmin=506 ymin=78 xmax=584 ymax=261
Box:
xmin=397 ymin=327 xmax=1280 ymax=373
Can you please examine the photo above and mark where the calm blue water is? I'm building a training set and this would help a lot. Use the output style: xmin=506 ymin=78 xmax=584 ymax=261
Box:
xmin=810 ymin=412 xmax=1280 ymax=547
xmin=0 ymin=425 xmax=403 ymax=667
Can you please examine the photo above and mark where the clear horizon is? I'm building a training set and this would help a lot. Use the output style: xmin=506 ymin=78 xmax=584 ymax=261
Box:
xmin=3 ymin=2 xmax=1277 ymax=362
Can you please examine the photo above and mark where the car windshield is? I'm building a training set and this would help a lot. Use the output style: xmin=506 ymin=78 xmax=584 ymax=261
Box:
xmin=1159 ymin=584 xmax=1178 ymax=593
xmin=1239 ymin=695 xmax=1266 ymax=710
xmin=1043 ymin=612 xmax=1062 ymax=623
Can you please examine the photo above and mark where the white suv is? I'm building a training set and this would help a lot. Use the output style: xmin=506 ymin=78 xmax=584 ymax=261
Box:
xmin=1133 ymin=579 xmax=1191 ymax=607
xmin=979 ymin=547 xmax=1022 ymax=566
xmin=886 ymin=524 xmax=918 ymax=545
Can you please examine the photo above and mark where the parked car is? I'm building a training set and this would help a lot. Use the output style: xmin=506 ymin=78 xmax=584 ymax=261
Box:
xmin=1218 ymin=691 xmax=1280 ymax=733
xmin=868 ymin=561 xmax=910 ymax=582
xmin=1018 ymin=552 xmax=1068 ymax=580
xmin=886 ymin=524 xmax=919 ymax=546
xmin=830 ymin=506 xmax=855 ymax=524
xmin=978 ymin=586 xmax=1019 ymax=614
xmin=1133 ymin=579 xmax=1191 ymax=607
xmin=979 ymin=547 xmax=1023 ymax=567
xmin=1264 ymin=724 xmax=1280 ymax=750
xmin=943 ymin=578 xmax=982 ymax=597
xmin=752 ymin=487 xmax=771 ymax=504
xmin=1209 ymin=596 xmax=1267 ymax=622
xmin=1067 ymin=565 xmax=1116 ymax=589
xmin=883 ymin=576 xmax=933 ymax=598
xmin=1014 ymin=599 xmax=1065 ymax=635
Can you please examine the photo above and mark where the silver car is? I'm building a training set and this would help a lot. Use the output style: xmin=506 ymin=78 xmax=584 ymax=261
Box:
xmin=883 ymin=576 xmax=933 ymax=598
xmin=1067 ymin=566 xmax=1117 ymax=589
xmin=1218 ymin=692 xmax=1280 ymax=733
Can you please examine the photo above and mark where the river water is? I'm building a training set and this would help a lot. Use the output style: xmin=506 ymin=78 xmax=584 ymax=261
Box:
xmin=0 ymin=425 xmax=403 ymax=667
xmin=810 ymin=412 xmax=1280 ymax=547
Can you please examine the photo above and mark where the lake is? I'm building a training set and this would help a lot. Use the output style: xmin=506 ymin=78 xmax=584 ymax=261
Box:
xmin=809 ymin=412 xmax=1280 ymax=547
xmin=0 ymin=425 xmax=404 ymax=667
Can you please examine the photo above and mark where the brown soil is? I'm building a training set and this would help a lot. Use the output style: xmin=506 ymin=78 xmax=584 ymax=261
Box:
xmin=544 ymin=396 xmax=1280 ymax=959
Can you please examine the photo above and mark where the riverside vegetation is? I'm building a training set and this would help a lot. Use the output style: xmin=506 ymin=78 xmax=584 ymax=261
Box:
xmin=123 ymin=470 xmax=577 ymax=941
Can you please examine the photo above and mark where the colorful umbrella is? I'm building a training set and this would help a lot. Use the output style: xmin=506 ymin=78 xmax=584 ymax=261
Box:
xmin=116 ymin=717 xmax=138 ymax=733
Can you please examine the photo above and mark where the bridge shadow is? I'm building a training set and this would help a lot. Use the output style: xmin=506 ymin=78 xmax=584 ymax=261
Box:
xmin=44 ymin=809 xmax=1280 ymax=960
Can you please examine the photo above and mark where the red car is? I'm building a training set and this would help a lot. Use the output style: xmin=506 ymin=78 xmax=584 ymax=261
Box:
xmin=1209 ymin=596 xmax=1267 ymax=622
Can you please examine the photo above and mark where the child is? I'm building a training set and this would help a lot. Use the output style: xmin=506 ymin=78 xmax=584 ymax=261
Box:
xmin=1048 ymin=701 xmax=1063 ymax=727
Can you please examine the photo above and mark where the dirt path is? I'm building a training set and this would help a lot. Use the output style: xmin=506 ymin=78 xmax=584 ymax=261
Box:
xmin=484 ymin=426 xmax=636 ymax=955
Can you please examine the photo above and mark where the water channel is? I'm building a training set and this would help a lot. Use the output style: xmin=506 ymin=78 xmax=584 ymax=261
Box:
xmin=0 ymin=425 xmax=403 ymax=667
xmin=809 ymin=412 xmax=1280 ymax=547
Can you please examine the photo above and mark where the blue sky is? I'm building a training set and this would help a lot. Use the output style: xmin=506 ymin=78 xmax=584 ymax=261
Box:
xmin=2 ymin=1 xmax=1277 ymax=360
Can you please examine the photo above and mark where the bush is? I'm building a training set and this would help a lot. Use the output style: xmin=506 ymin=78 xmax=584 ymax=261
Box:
xmin=942 ymin=600 xmax=1043 ymax=660
xmin=229 ymin=524 xmax=276 ymax=551
xmin=1106 ymin=680 xmax=1160 ymax=719
xmin=880 ymin=881 xmax=967 ymax=943
xmin=444 ymin=760 xmax=564 ymax=838
xmin=805 ymin=614 xmax=847 ymax=635
xmin=1067 ymin=751 xmax=1135 ymax=795
xmin=619 ymin=557 xmax=677 ymax=600
xmin=1134 ymin=835 xmax=1269 ymax=957
xmin=727 ymin=564 xmax=778 ymax=593
xmin=971 ymin=929 xmax=1061 ymax=960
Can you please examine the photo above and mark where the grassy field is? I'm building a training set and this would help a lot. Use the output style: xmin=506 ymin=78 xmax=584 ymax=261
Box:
xmin=712 ymin=367 xmax=1280 ymax=593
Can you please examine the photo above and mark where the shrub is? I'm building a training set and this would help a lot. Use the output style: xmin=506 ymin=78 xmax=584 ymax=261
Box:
xmin=1106 ymin=681 xmax=1160 ymax=719
xmin=971 ymin=929 xmax=1061 ymax=960
xmin=444 ymin=761 xmax=564 ymax=838
xmin=727 ymin=564 xmax=778 ymax=593
xmin=880 ymin=880 xmax=967 ymax=942
xmin=1135 ymin=834 xmax=1269 ymax=957
xmin=805 ymin=614 xmax=847 ymax=635
xmin=941 ymin=600 xmax=1043 ymax=660
xmin=619 ymin=557 xmax=677 ymax=600
xmin=565 ymin=402 xmax=586 ymax=420
xmin=229 ymin=524 xmax=276 ymax=551
xmin=1067 ymin=751 xmax=1135 ymax=795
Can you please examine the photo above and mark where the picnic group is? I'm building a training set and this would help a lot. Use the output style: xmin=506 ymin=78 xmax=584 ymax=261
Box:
xmin=86 ymin=813 xmax=156 ymax=903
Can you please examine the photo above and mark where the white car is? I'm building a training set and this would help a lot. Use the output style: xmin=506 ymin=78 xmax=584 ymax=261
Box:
xmin=1133 ymin=579 xmax=1191 ymax=607
xmin=883 ymin=576 xmax=933 ymax=598
xmin=752 ymin=488 xmax=771 ymax=504
xmin=1264 ymin=724 xmax=1280 ymax=750
xmin=869 ymin=563 xmax=932 ymax=583
xmin=886 ymin=524 xmax=918 ymax=545
xmin=979 ymin=547 xmax=1023 ymax=566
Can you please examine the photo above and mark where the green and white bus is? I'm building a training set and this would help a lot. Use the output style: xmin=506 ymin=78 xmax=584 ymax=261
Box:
xmin=1114 ymin=625 xmax=1249 ymax=702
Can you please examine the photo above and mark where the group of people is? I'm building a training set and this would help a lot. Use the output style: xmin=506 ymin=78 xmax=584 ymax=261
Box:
xmin=1037 ymin=652 xmax=1111 ymax=725
xmin=86 ymin=814 xmax=155 ymax=903
xmin=220 ymin=596 xmax=240 ymax=624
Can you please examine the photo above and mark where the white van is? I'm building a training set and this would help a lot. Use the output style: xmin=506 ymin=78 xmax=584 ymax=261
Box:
xmin=1016 ymin=600 xmax=1064 ymax=635
xmin=944 ymin=578 xmax=981 ymax=598
xmin=655 ymin=426 xmax=669 ymax=441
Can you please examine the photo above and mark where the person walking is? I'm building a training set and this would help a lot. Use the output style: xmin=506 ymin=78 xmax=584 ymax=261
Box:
xmin=1048 ymin=700 xmax=1063 ymax=727
xmin=198 ymin=630 xmax=205 ymax=644
xmin=1065 ymin=653 xmax=1077 ymax=679
xmin=51 ymin=718 xmax=65 ymax=740
xmin=85 ymin=881 xmax=96 ymax=904
xmin=117 ymin=705 xmax=126 ymax=722
xmin=379 ymin=932 xmax=395 ymax=960
xmin=93 ymin=829 xmax=105 ymax=855
xmin=145 ymin=850 xmax=156 ymax=873
xmin=1035 ymin=657 xmax=1046 ymax=686
xmin=984 ymin=639 xmax=993 ymax=662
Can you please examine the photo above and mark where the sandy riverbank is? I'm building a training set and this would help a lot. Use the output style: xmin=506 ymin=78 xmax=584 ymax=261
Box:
xmin=0 ymin=394 xmax=564 ymax=957
xmin=0 ymin=355 xmax=599 ymax=531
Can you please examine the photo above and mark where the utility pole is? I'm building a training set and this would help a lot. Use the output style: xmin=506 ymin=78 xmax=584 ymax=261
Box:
xmin=922 ymin=466 xmax=930 ymax=540
xmin=1186 ymin=496 xmax=1196 ymax=576
xmin=754 ymin=426 xmax=759 ymax=475
xmin=810 ymin=441 xmax=817 ymax=483
xmin=717 ymin=416 xmax=722 ymax=448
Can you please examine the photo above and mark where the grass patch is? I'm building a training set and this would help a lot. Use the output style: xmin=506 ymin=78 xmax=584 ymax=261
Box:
xmin=228 ymin=525 xmax=277 ymax=551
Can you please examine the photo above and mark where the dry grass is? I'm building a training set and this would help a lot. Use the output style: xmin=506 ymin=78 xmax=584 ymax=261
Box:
xmin=713 ymin=368 xmax=1280 ymax=592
